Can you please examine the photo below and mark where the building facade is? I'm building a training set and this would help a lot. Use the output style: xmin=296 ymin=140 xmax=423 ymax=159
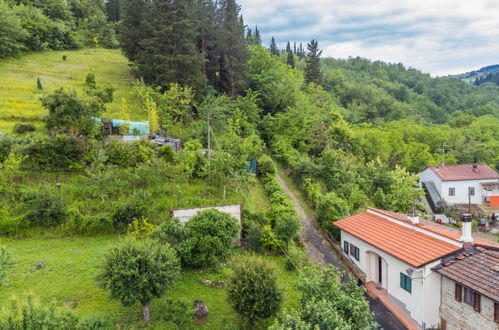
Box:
xmin=419 ymin=164 xmax=499 ymax=207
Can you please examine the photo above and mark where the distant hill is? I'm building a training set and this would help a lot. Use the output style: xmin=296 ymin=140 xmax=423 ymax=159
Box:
xmin=449 ymin=64 xmax=499 ymax=84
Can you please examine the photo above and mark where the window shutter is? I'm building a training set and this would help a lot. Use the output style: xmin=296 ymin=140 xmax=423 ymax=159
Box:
xmin=455 ymin=283 xmax=462 ymax=302
xmin=473 ymin=292 xmax=481 ymax=312
xmin=494 ymin=302 xmax=499 ymax=323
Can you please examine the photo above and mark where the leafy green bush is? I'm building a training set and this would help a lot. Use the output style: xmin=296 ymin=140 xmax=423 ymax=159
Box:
xmin=0 ymin=208 xmax=25 ymax=236
xmin=0 ymin=247 xmax=12 ymax=286
xmin=21 ymin=187 xmax=67 ymax=227
xmin=105 ymin=140 xmax=154 ymax=167
xmin=153 ymin=298 xmax=192 ymax=327
xmin=154 ymin=209 xmax=240 ymax=269
xmin=257 ymin=155 xmax=276 ymax=178
xmin=12 ymin=123 xmax=36 ymax=134
xmin=226 ymin=256 xmax=282 ymax=325
xmin=78 ymin=315 xmax=113 ymax=329
xmin=285 ymin=243 xmax=307 ymax=271
xmin=315 ymin=192 xmax=349 ymax=238
xmin=111 ymin=197 xmax=147 ymax=230
xmin=0 ymin=295 xmax=80 ymax=329
xmin=22 ymin=134 xmax=90 ymax=169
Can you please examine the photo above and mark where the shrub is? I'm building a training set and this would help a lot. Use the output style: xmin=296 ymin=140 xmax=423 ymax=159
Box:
xmin=0 ymin=295 xmax=80 ymax=329
xmin=21 ymin=187 xmax=67 ymax=227
xmin=153 ymin=298 xmax=192 ymax=327
xmin=226 ymin=257 xmax=282 ymax=325
xmin=22 ymin=135 xmax=90 ymax=169
xmin=154 ymin=209 xmax=240 ymax=269
xmin=158 ymin=145 xmax=175 ymax=162
xmin=258 ymin=155 xmax=276 ymax=178
xmin=62 ymin=55 xmax=67 ymax=61
xmin=78 ymin=315 xmax=113 ymax=329
xmin=285 ymin=243 xmax=307 ymax=271
xmin=105 ymin=140 xmax=154 ymax=167
xmin=112 ymin=197 xmax=147 ymax=230
xmin=13 ymin=123 xmax=36 ymax=134
xmin=0 ymin=137 xmax=13 ymax=163
xmin=315 ymin=192 xmax=349 ymax=238
xmin=0 ymin=247 xmax=12 ymax=286
xmin=99 ymin=239 xmax=180 ymax=323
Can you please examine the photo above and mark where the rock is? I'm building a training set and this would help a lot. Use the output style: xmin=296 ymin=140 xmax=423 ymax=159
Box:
xmin=31 ymin=261 xmax=45 ymax=270
xmin=193 ymin=300 xmax=208 ymax=324
xmin=62 ymin=299 xmax=77 ymax=309
xmin=198 ymin=278 xmax=225 ymax=288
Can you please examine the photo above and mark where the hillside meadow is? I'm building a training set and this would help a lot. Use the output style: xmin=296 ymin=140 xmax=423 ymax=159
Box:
xmin=0 ymin=48 xmax=143 ymax=133
xmin=0 ymin=234 xmax=300 ymax=329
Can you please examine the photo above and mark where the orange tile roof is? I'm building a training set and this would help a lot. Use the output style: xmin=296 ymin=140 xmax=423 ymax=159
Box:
xmin=428 ymin=164 xmax=499 ymax=181
xmin=368 ymin=207 xmax=499 ymax=249
xmin=334 ymin=211 xmax=461 ymax=267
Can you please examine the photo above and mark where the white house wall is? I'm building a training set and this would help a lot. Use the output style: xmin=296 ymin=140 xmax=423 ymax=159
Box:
xmin=440 ymin=179 xmax=498 ymax=205
xmin=419 ymin=168 xmax=443 ymax=194
xmin=419 ymin=168 xmax=499 ymax=205
xmin=341 ymin=230 xmax=441 ymax=328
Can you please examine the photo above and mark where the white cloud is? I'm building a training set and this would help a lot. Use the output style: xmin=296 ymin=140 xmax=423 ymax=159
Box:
xmin=239 ymin=0 xmax=499 ymax=76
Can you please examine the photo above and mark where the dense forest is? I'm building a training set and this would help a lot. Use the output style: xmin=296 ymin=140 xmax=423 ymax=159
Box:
xmin=1 ymin=0 xmax=498 ymax=328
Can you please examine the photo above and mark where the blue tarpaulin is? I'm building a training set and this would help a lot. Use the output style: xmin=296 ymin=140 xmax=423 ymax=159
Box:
xmin=111 ymin=119 xmax=149 ymax=135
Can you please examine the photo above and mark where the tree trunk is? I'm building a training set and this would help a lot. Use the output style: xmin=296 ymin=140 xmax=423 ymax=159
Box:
xmin=143 ymin=302 xmax=151 ymax=323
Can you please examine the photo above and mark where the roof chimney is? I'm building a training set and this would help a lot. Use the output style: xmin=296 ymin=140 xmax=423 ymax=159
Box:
xmin=408 ymin=210 xmax=419 ymax=225
xmin=472 ymin=164 xmax=478 ymax=172
xmin=459 ymin=213 xmax=473 ymax=244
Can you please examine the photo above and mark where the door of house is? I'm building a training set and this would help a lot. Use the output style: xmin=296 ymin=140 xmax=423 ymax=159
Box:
xmin=378 ymin=256 xmax=382 ymax=284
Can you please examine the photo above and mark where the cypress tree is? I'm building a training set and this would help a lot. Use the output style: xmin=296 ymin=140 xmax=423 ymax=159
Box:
xmin=304 ymin=39 xmax=322 ymax=85
xmin=286 ymin=41 xmax=291 ymax=52
xmin=219 ymin=0 xmax=247 ymax=97
xmin=270 ymin=36 xmax=279 ymax=56
xmin=105 ymin=0 xmax=122 ymax=22
xmin=119 ymin=0 xmax=149 ymax=62
xmin=255 ymin=26 xmax=261 ymax=44
xmin=137 ymin=0 xmax=206 ymax=90
xmin=287 ymin=48 xmax=295 ymax=68
xmin=246 ymin=28 xmax=253 ymax=41
xmin=293 ymin=41 xmax=296 ymax=55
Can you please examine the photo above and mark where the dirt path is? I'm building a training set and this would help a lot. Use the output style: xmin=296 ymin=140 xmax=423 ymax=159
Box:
xmin=276 ymin=174 xmax=343 ymax=268
xmin=276 ymin=174 xmax=407 ymax=330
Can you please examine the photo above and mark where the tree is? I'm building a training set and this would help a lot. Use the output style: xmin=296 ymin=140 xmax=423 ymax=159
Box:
xmin=41 ymin=88 xmax=107 ymax=136
xmin=286 ymin=41 xmax=295 ymax=68
xmin=271 ymin=266 xmax=377 ymax=329
xmin=0 ymin=1 xmax=27 ymax=59
xmin=220 ymin=0 xmax=247 ymax=97
xmin=269 ymin=36 xmax=279 ymax=56
xmin=226 ymin=257 xmax=282 ymax=325
xmin=153 ymin=209 xmax=240 ymax=269
xmin=305 ymin=39 xmax=322 ymax=85
xmin=136 ymin=0 xmax=206 ymax=91
xmin=119 ymin=0 xmax=149 ymax=61
xmin=99 ymin=239 xmax=180 ymax=322
xmin=254 ymin=25 xmax=261 ymax=44
xmin=105 ymin=0 xmax=121 ymax=21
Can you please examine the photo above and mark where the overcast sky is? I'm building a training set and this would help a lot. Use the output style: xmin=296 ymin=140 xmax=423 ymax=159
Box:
xmin=238 ymin=0 xmax=499 ymax=76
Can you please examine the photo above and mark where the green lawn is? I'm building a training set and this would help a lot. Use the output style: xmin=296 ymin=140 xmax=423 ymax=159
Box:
xmin=0 ymin=234 xmax=299 ymax=329
xmin=0 ymin=48 xmax=143 ymax=133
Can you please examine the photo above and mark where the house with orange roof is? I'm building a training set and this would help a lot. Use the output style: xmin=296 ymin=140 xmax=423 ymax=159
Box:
xmin=334 ymin=207 xmax=499 ymax=329
xmin=419 ymin=164 xmax=499 ymax=214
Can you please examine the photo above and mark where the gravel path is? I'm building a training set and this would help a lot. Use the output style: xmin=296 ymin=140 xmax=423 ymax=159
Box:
xmin=276 ymin=174 xmax=407 ymax=330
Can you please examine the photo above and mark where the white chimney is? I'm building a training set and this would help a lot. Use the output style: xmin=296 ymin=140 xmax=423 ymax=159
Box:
xmin=408 ymin=211 xmax=420 ymax=225
xmin=459 ymin=214 xmax=473 ymax=243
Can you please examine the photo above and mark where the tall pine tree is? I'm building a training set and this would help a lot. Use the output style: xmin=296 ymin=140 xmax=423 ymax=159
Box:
xmin=138 ymin=0 xmax=206 ymax=90
xmin=269 ymin=36 xmax=279 ymax=56
xmin=304 ymin=39 xmax=322 ymax=85
xmin=286 ymin=41 xmax=294 ymax=68
xmin=254 ymin=26 xmax=261 ymax=44
xmin=219 ymin=0 xmax=247 ymax=97
xmin=119 ymin=0 xmax=149 ymax=61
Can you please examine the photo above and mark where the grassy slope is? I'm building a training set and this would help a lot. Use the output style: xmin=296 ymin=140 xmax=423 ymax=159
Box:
xmin=0 ymin=48 xmax=143 ymax=133
xmin=0 ymin=235 xmax=299 ymax=329
xmin=0 ymin=179 xmax=289 ymax=328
